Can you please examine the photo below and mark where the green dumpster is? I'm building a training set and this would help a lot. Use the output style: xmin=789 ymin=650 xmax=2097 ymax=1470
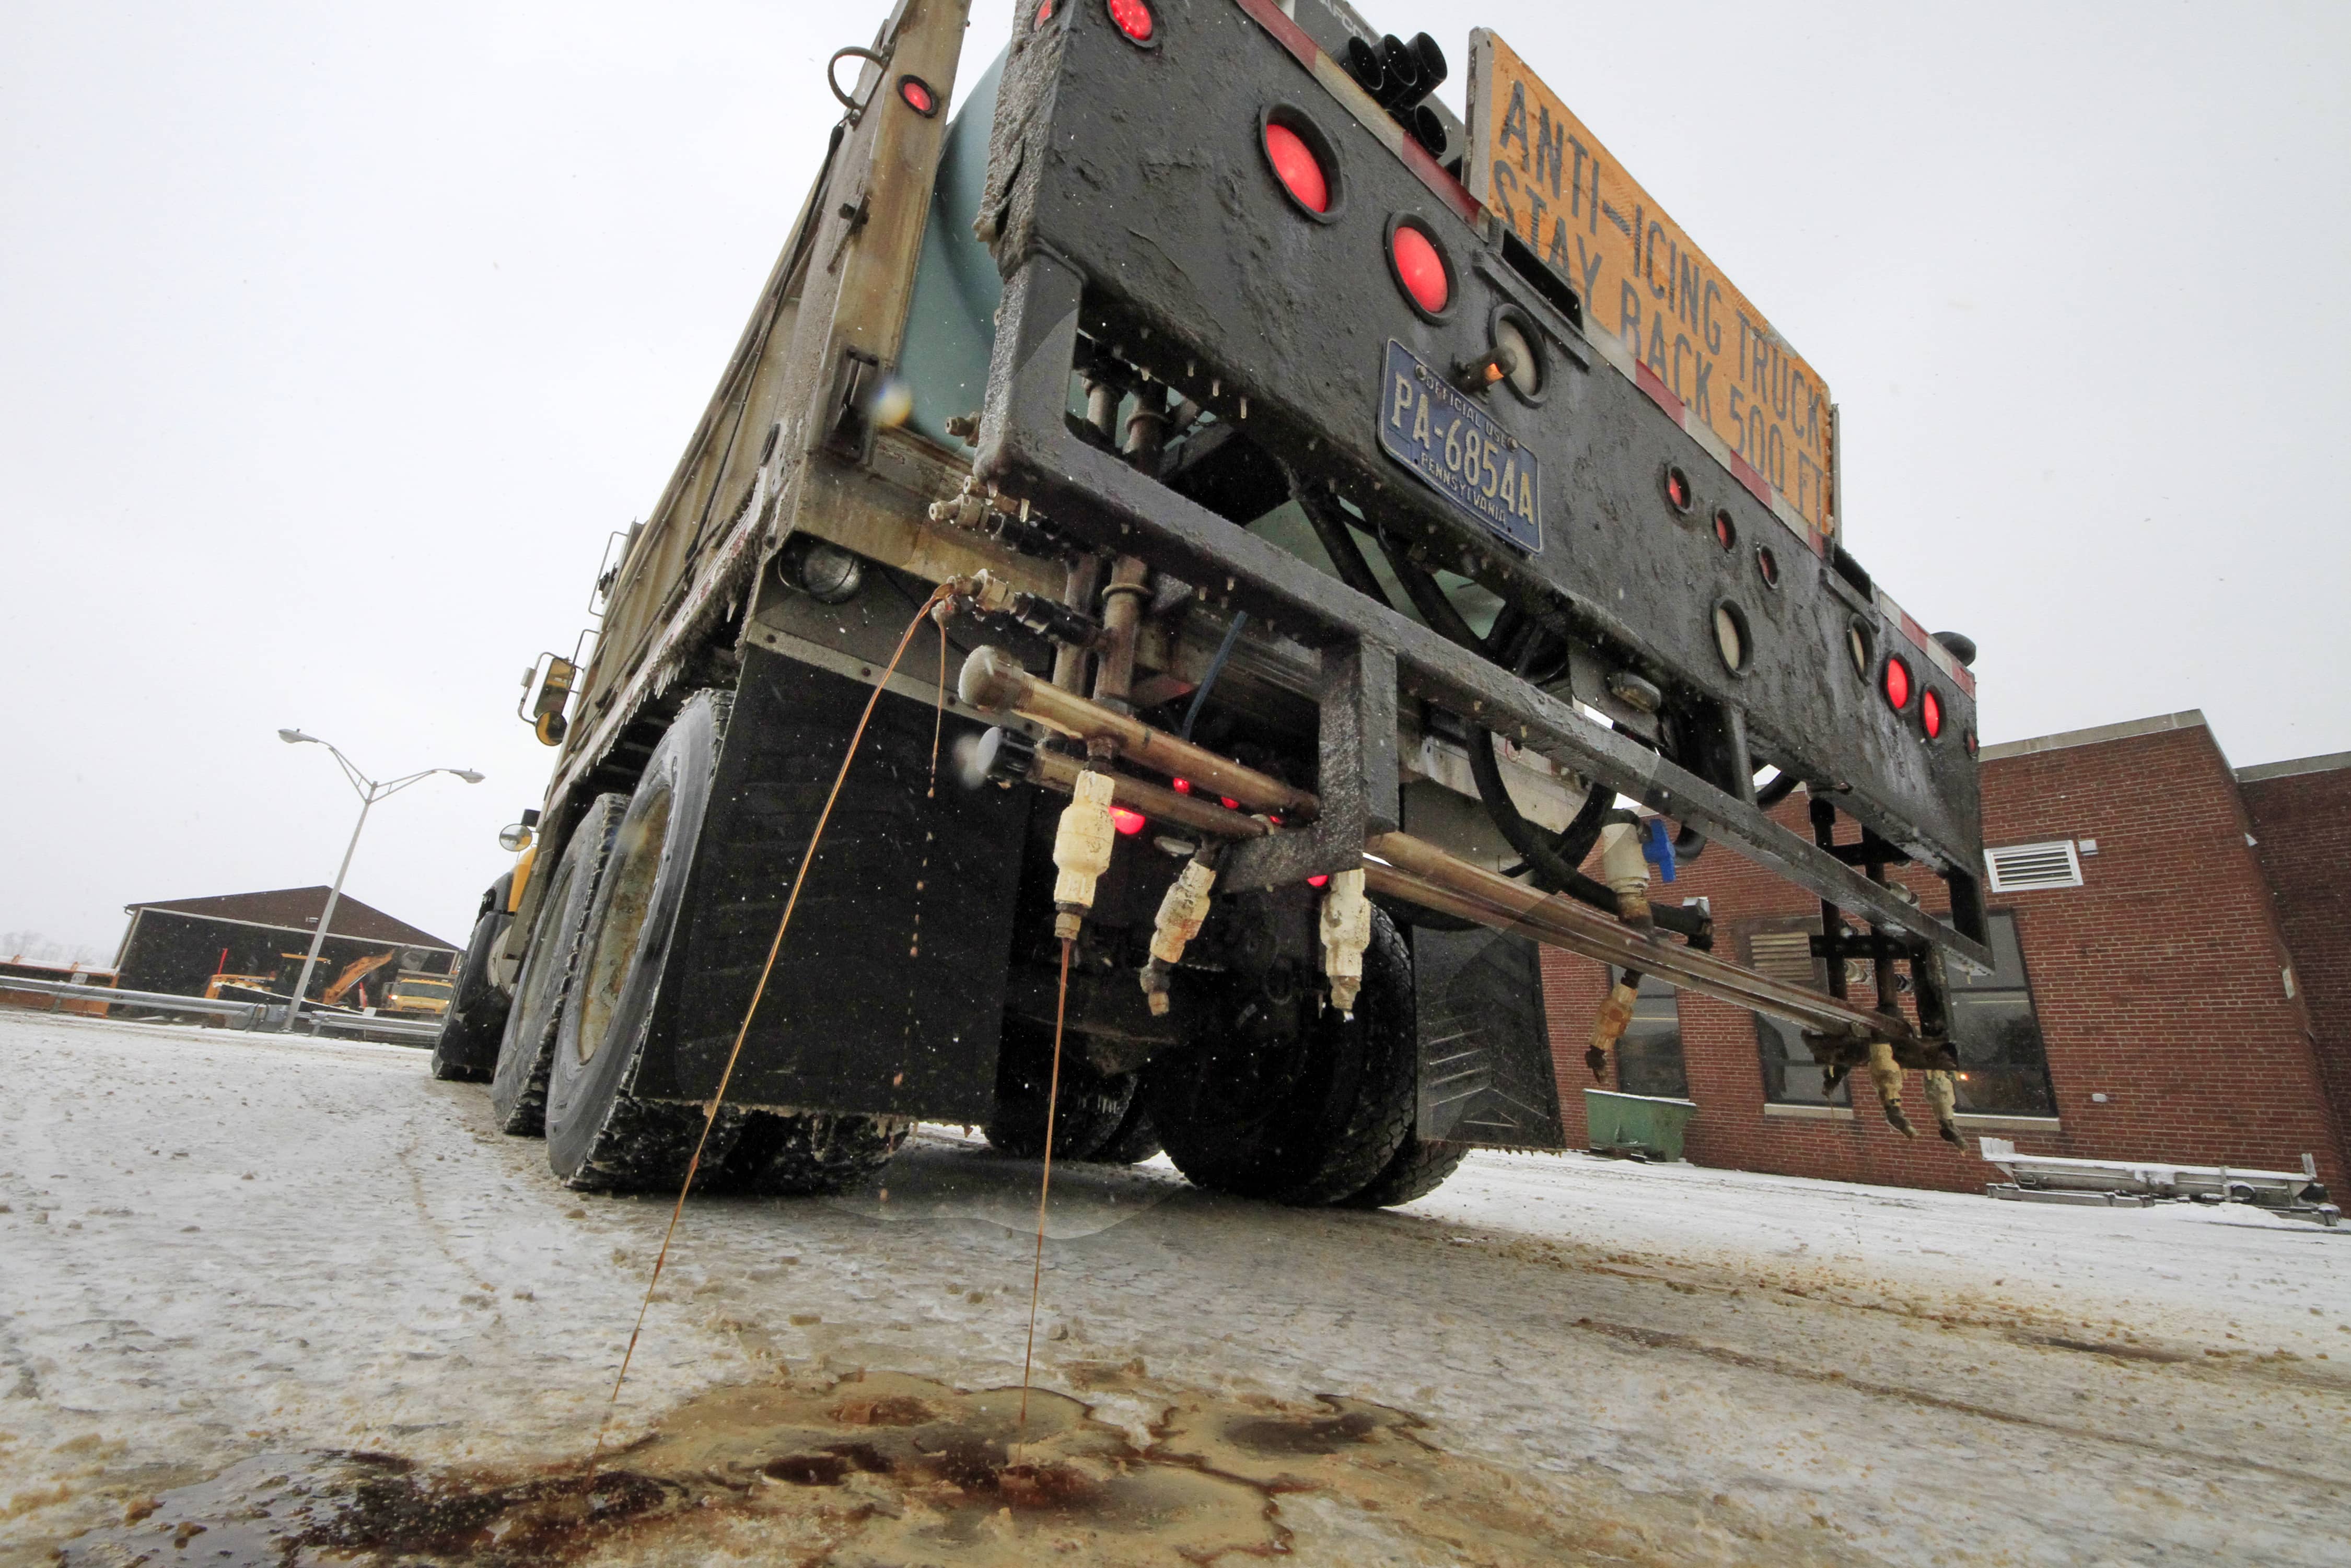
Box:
xmin=1584 ymin=1090 xmax=1699 ymax=1162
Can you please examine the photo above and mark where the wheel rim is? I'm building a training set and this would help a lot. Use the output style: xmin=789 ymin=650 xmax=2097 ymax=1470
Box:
xmin=576 ymin=785 xmax=671 ymax=1066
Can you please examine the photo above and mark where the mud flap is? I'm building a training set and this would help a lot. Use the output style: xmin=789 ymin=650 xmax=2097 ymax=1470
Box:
xmin=1409 ymin=926 xmax=1567 ymax=1150
xmin=631 ymin=645 xmax=1028 ymax=1121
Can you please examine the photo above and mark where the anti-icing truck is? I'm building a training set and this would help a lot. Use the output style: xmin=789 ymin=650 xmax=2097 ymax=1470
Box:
xmin=430 ymin=0 xmax=1995 ymax=1206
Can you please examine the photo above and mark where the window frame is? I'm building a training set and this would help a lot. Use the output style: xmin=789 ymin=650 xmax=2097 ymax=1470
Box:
xmin=1608 ymin=966 xmax=1689 ymax=1101
xmin=1946 ymin=908 xmax=2060 ymax=1119
xmin=1739 ymin=915 xmax=1854 ymax=1108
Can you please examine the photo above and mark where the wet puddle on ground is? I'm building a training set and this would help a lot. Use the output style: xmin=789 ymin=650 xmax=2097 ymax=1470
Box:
xmin=55 ymin=1369 xmax=1854 ymax=1565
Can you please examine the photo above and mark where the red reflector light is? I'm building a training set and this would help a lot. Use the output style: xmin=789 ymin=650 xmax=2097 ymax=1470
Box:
xmin=1390 ymin=225 xmax=1448 ymax=314
xmin=897 ymin=76 xmax=937 ymax=116
xmin=1308 ymin=874 xmax=1330 ymax=888
xmin=1921 ymin=688 xmax=1943 ymax=740
xmin=1107 ymin=0 xmax=1153 ymax=43
xmin=1883 ymin=656 xmax=1912 ymax=711
xmin=1712 ymin=509 xmax=1735 ymax=552
xmin=1263 ymin=122 xmax=1329 ymax=213
xmin=1171 ymin=778 xmax=1191 ymax=794
xmin=1035 ymin=0 xmax=1053 ymax=22
xmin=1220 ymin=797 xmax=1240 ymax=811
xmin=1110 ymin=806 xmax=1146 ymax=836
xmin=1664 ymin=466 xmax=1691 ymax=511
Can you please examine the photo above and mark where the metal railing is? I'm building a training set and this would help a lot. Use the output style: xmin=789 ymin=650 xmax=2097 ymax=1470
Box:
xmin=1 ymin=975 xmax=274 ymax=1027
xmin=0 ymin=975 xmax=445 ymax=1044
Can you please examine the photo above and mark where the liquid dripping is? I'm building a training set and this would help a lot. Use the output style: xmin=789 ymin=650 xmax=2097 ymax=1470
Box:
xmin=1017 ymin=934 xmax=1075 ymax=1435
xmin=588 ymin=588 xmax=951 ymax=1480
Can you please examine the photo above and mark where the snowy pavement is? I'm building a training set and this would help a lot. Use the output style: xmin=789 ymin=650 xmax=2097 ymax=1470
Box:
xmin=3 ymin=1011 xmax=2346 ymax=1565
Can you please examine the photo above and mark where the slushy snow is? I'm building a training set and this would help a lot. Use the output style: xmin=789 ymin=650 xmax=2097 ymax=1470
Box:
xmin=3 ymin=1012 xmax=2345 ymax=1564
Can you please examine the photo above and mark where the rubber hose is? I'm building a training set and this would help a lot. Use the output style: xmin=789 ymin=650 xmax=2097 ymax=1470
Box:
xmin=1485 ymin=601 xmax=1526 ymax=665
xmin=1601 ymin=717 xmax=1712 ymax=870
xmin=1321 ymin=523 xmax=1710 ymax=946
xmin=1488 ymin=615 xmax=1616 ymax=892
xmin=1469 ymin=730 xmax=1715 ymax=943
xmin=1380 ymin=550 xmax=1708 ymax=942
xmin=1754 ymin=768 xmax=1801 ymax=809
xmin=1554 ymin=775 xmax=1612 ymax=870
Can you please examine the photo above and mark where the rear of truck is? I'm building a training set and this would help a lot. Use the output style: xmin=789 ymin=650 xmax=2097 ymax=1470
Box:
xmin=434 ymin=0 xmax=1994 ymax=1203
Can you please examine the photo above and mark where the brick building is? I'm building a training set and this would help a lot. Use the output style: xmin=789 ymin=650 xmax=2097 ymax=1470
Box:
xmin=1540 ymin=712 xmax=2350 ymax=1195
xmin=2240 ymin=748 xmax=2351 ymax=1177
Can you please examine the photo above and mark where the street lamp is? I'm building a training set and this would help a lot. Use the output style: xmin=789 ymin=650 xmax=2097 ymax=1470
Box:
xmin=276 ymin=730 xmax=482 ymax=1031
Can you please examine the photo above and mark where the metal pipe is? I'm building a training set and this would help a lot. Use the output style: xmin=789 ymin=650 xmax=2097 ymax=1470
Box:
xmin=960 ymin=646 xmax=1318 ymax=819
xmin=1091 ymin=555 xmax=1150 ymax=714
xmin=1364 ymin=833 xmax=1912 ymax=1046
xmin=0 ymin=976 xmax=270 ymax=1027
xmin=1122 ymin=383 xmax=1169 ymax=473
xmin=988 ymin=658 xmax=1910 ymax=1045
xmin=1049 ymin=554 xmax=1104 ymax=695
xmin=1028 ymin=747 xmax=1271 ymax=840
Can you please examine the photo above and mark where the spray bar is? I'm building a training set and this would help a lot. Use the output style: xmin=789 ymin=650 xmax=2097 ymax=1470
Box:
xmin=1359 ymin=839 xmax=1910 ymax=1047
xmin=964 ymin=646 xmax=1914 ymax=1048
xmin=959 ymin=645 xmax=1319 ymax=820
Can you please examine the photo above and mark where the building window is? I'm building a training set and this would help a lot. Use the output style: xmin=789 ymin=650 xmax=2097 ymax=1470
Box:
xmin=1611 ymin=968 xmax=1687 ymax=1099
xmin=1745 ymin=923 xmax=1850 ymax=1106
xmin=1743 ymin=912 xmax=2057 ymax=1117
xmin=1947 ymin=912 xmax=2058 ymax=1116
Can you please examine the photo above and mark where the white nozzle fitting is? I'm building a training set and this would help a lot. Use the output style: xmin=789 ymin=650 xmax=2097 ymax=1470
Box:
xmin=1923 ymin=1068 xmax=1960 ymax=1146
xmin=1867 ymin=1038 xmax=1916 ymax=1139
xmin=1140 ymin=857 xmax=1219 ymax=1015
xmin=1051 ymin=769 xmax=1119 ymax=939
xmin=1148 ymin=860 xmax=1218 ymax=968
xmin=1318 ymin=867 xmax=1372 ymax=1016
xmin=1598 ymin=820 xmax=1652 ymax=928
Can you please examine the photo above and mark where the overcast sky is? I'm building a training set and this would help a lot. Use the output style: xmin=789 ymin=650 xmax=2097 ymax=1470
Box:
xmin=5 ymin=1 xmax=2347 ymax=961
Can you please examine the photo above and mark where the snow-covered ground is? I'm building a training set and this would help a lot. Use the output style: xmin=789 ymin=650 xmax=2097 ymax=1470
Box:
xmin=3 ymin=1011 xmax=2345 ymax=1565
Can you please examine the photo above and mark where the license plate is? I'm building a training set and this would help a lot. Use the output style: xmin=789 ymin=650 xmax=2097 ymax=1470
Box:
xmin=1375 ymin=339 xmax=1541 ymax=553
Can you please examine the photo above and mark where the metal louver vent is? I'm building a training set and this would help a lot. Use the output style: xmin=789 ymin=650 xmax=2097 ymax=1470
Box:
xmin=1748 ymin=932 xmax=1819 ymax=986
xmin=1985 ymin=840 xmax=2084 ymax=892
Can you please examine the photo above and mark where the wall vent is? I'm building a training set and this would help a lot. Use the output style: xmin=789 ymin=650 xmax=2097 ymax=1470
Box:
xmin=1747 ymin=931 xmax=1820 ymax=986
xmin=1985 ymin=839 xmax=2084 ymax=892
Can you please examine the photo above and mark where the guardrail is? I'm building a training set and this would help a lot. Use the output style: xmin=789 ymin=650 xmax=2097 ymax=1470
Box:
xmin=308 ymin=1010 xmax=442 ymax=1045
xmin=1 ymin=975 xmax=275 ymax=1027
xmin=0 ymin=976 xmax=446 ymax=1045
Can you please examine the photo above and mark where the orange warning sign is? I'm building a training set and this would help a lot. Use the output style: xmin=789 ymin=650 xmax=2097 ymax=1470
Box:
xmin=1463 ymin=30 xmax=1837 ymax=539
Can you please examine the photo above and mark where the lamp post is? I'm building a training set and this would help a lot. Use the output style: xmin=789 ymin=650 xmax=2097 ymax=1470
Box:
xmin=277 ymin=729 xmax=482 ymax=1031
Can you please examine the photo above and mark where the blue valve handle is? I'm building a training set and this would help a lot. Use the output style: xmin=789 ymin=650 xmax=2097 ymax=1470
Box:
xmin=1642 ymin=816 xmax=1678 ymax=883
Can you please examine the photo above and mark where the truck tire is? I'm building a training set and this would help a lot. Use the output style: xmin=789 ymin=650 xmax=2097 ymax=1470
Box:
xmin=1084 ymin=1096 xmax=1162 ymax=1165
xmin=1142 ymin=908 xmax=1415 ymax=1206
xmin=429 ymin=896 xmax=510 ymax=1082
xmin=544 ymin=691 xmax=744 ymax=1191
xmin=981 ymin=1020 xmax=1134 ymax=1160
xmin=1342 ymin=1135 xmax=1469 ymax=1209
xmin=723 ymin=1110 xmax=910 ymax=1196
xmin=490 ymin=793 xmax=626 ymax=1136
